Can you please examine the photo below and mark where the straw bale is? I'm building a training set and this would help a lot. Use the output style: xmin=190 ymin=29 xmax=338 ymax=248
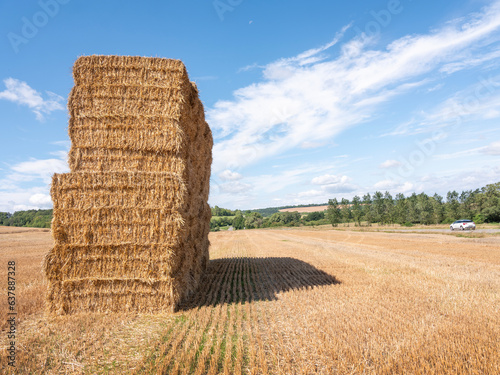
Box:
xmin=51 ymin=207 xmax=186 ymax=245
xmin=45 ymin=55 xmax=212 ymax=314
xmin=51 ymin=172 xmax=187 ymax=210
xmin=68 ymin=116 xmax=186 ymax=153
xmin=45 ymin=243 xmax=183 ymax=281
xmin=47 ymin=278 xmax=177 ymax=314
xmin=72 ymin=55 xmax=187 ymax=87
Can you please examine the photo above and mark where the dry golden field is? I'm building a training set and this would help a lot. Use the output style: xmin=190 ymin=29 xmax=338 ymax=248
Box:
xmin=1 ymin=226 xmax=499 ymax=374
xmin=279 ymin=205 xmax=329 ymax=213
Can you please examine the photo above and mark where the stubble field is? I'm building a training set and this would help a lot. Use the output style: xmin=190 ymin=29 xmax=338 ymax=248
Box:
xmin=1 ymin=226 xmax=499 ymax=374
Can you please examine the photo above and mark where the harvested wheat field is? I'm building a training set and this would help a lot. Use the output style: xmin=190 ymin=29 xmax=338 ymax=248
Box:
xmin=1 ymin=226 xmax=499 ymax=374
xmin=279 ymin=205 xmax=329 ymax=213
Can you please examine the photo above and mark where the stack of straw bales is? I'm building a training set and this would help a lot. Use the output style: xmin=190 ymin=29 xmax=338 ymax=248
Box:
xmin=44 ymin=56 xmax=212 ymax=314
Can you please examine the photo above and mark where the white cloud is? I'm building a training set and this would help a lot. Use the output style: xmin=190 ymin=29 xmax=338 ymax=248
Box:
xmin=218 ymin=169 xmax=243 ymax=181
xmin=28 ymin=193 xmax=52 ymax=207
xmin=414 ymin=166 xmax=500 ymax=195
xmin=400 ymin=182 xmax=414 ymax=193
xmin=300 ymin=141 xmax=327 ymax=149
xmin=0 ymin=78 xmax=64 ymax=121
xmin=0 ymin=187 xmax=53 ymax=213
xmin=427 ymin=83 xmax=444 ymax=92
xmin=0 ymin=151 xmax=68 ymax=212
xmin=238 ymin=62 xmax=261 ymax=73
xmin=311 ymin=174 xmax=357 ymax=193
xmin=382 ymin=73 xmax=500 ymax=139
xmin=379 ymin=160 xmax=402 ymax=169
xmin=374 ymin=179 xmax=399 ymax=190
xmin=297 ymin=189 xmax=324 ymax=199
xmin=208 ymin=2 xmax=500 ymax=173
xmin=218 ymin=181 xmax=252 ymax=194
xmin=440 ymin=48 xmax=500 ymax=74
xmin=312 ymin=174 xmax=349 ymax=185
xmin=434 ymin=146 xmax=486 ymax=160
xmin=11 ymin=157 xmax=68 ymax=184
xmin=483 ymin=140 xmax=500 ymax=155
xmin=373 ymin=179 xmax=414 ymax=192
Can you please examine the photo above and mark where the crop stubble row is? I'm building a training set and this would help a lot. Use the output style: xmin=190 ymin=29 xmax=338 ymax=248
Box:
xmin=1 ymin=228 xmax=498 ymax=374
xmin=133 ymin=229 xmax=499 ymax=374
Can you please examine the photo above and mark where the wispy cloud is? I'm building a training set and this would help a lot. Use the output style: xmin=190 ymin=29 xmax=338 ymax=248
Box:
xmin=311 ymin=174 xmax=358 ymax=194
xmin=380 ymin=73 xmax=500 ymax=138
xmin=208 ymin=2 xmax=500 ymax=174
xmin=440 ymin=48 xmax=500 ymax=74
xmin=483 ymin=140 xmax=500 ymax=155
xmin=218 ymin=169 xmax=243 ymax=181
xmin=11 ymin=157 xmax=68 ymax=184
xmin=433 ymin=146 xmax=486 ymax=160
xmin=238 ymin=63 xmax=261 ymax=73
xmin=0 ymin=150 xmax=69 ymax=212
xmin=373 ymin=179 xmax=413 ymax=192
xmin=218 ymin=181 xmax=252 ymax=194
xmin=0 ymin=78 xmax=64 ymax=121
xmin=379 ymin=160 xmax=402 ymax=169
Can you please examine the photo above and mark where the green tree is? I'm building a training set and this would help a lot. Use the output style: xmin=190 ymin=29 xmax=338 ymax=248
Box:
xmin=0 ymin=212 xmax=12 ymax=225
xmin=480 ymin=183 xmax=500 ymax=222
xmin=416 ymin=193 xmax=433 ymax=225
xmin=406 ymin=193 xmax=419 ymax=224
xmin=304 ymin=211 xmax=325 ymax=221
xmin=362 ymin=193 xmax=373 ymax=225
xmin=446 ymin=191 xmax=460 ymax=220
xmin=372 ymin=191 xmax=385 ymax=224
xmin=268 ymin=212 xmax=301 ymax=226
xmin=340 ymin=198 xmax=351 ymax=225
xmin=351 ymin=196 xmax=363 ymax=226
xmin=245 ymin=212 xmax=263 ymax=229
xmin=394 ymin=193 xmax=407 ymax=224
xmin=459 ymin=190 xmax=474 ymax=219
xmin=432 ymin=193 xmax=444 ymax=224
xmin=326 ymin=198 xmax=341 ymax=227
xmin=233 ymin=215 xmax=245 ymax=230
xmin=383 ymin=191 xmax=394 ymax=224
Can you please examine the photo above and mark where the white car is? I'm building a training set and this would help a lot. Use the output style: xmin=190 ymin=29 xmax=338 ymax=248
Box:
xmin=450 ymin=220 xmax=476 ymax=231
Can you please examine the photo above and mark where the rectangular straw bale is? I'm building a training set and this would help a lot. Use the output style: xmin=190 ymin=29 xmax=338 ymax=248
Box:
xmin=72 ymin=55 xmax=186 ymax=87
xmin=50 ymin=207 xmax=186 ymax=245
xmin=45 ymin=55 xmax=212 ymax=314
xmin=68 ymin=116 xmax=186 ymax=153
xmin=47 ymin=278 xmax=176 ymax=314
xmin=51 ymin=171 xmax=187 ymax=210
xmin=68 ymin=148 xmax=187 ymax=174
xmin=45 ymin=243 xmax=181 ymax=281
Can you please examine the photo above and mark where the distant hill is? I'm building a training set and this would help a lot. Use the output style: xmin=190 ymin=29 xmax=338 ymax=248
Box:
xmin=247 ymin=203 xmax=328 ymax=217
xmin=279 ymin=205 xmax=329 ymax=213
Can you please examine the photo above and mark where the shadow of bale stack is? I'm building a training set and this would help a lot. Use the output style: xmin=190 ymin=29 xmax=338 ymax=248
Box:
xmin=44 ymin=56 xmax=212 ymax=314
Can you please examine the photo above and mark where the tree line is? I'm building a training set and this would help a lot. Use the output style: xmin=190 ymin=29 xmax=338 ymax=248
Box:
xmin=210 ymin=210 xmax=327 ymax=231
xmin=212 ymin=182 xmax=500 ymax=231
xmin=1 ymin=182 xmax=498 ymax=229
xmin=0 ymin=209 xmax=52 ymax=228
xmin=326 ymin=182 xmax=500 ymax=226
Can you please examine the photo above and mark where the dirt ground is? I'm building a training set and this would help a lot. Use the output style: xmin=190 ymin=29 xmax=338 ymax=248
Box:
xmin=0 ymin=226 xmax=499 ymax=374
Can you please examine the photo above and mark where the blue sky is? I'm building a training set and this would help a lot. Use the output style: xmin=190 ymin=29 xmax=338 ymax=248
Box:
xmin=1 ymin=0 xmax=500 ymax=212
